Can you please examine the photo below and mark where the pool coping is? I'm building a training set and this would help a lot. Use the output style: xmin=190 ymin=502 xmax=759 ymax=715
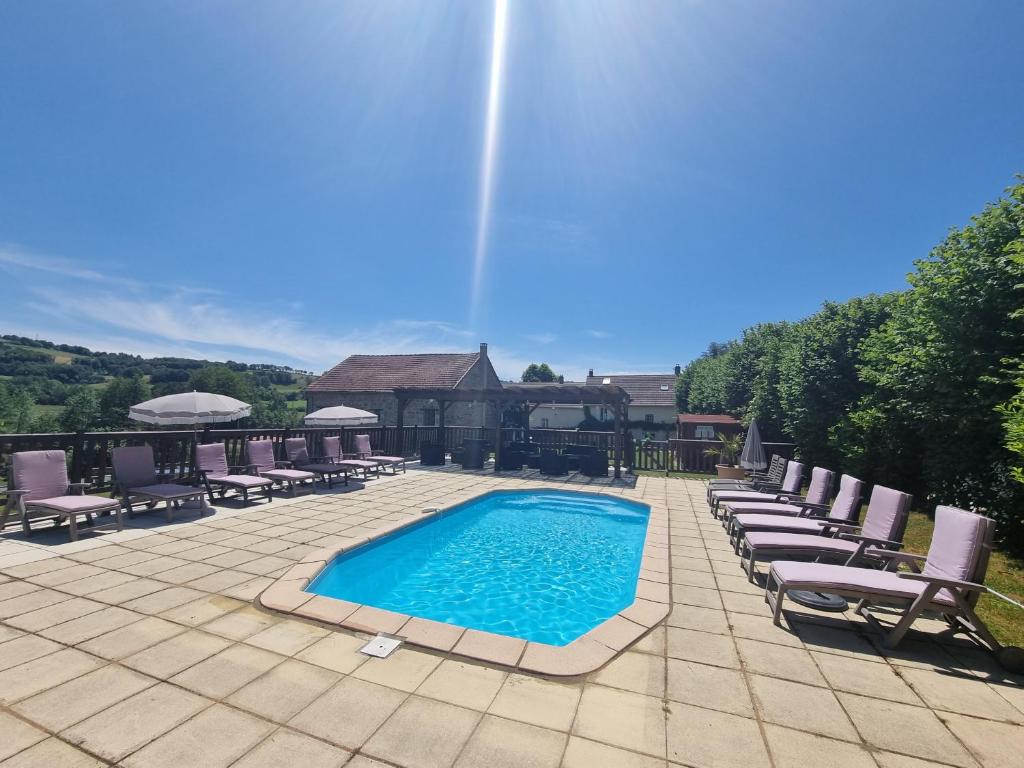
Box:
xmin=255 ymin=487 xmax=670 ymax=676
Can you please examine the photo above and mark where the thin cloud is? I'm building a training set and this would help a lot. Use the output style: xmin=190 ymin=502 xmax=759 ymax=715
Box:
xmin=587 ymin=329 xmax=612 ymax=339
xmin=521 ymin=332 xmax=557 ymax=345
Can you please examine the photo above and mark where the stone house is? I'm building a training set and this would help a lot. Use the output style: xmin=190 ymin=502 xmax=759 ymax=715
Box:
xmin=305 ymin=343 xmax=501 ymax=427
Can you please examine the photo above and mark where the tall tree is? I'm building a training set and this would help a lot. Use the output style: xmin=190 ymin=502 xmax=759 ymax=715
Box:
xmin=189 ymin=365 xmax=251 ymax=400
xmin=521 ymin=363 xmax=558 ymax=383
xmin=59 ymin=388 xmax=100 ymax=432
xmin=99 ymin=374 xmax=152 ymax=429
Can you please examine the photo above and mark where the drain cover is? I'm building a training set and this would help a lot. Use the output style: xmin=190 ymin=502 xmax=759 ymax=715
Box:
xmin=360 ymin=634 xmax=403 ymax=658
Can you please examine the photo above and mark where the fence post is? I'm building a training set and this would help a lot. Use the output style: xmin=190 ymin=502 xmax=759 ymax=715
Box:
xmin=70 ymin=431 xmax=85 ymax=484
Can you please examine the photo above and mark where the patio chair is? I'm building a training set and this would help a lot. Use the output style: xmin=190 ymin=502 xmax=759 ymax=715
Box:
xmin=727 ymin=473 xmax=864 ymax=546
xmin=316 ymin=436 xmax=380 ymax=479
xmin=706 ymin=454 xmax=787 ymax=499
xmin=765 ymin=505 xmax=1001 ymax=653
xmin=720 ymin=466 xmax=835 ymax=527
xmin=111 ymin=445 xmax=207 ymax=523
xmin=195 ymin=443 xmax=273 ymax=506
xmin=280 ymin=437 xmax=349 ymax=488
xmin=354 ymin=434 xmax=406 ymax=475
xmin=539 ymin=449 xmax=568 ymax=476
xmin=737 ymin=480 xmax=910 ymax=582
xmin=709 ymin=461 xmax=805 ymax=518
xmin=2 ymin=450 xmax=123 ymax=541
xmin=246 ymin=439 xmax=316 ymax=496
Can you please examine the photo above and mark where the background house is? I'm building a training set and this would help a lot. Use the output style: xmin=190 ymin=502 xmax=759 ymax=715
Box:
xmin=676 ymin=413 xmax=743 ymax=440
xmin=306 ymin=343 xmax=501 ymax=427
xmin=529 ymin=368 xmax=681 ymax=438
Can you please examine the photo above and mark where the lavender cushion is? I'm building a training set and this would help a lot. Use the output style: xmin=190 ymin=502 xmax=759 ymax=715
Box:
xmin=11 ymin=451 xmax=69 ymax=502
xmin=260 ymin=468 xmax=315 ymax=483
xmin=804 ymin=467 xmax=834 ymax=505
xmin=355 ymin=434 xmax=372 ymax=456
xmin=27 ymin=495 xmax=119 ymax=513
xmin=923 ymin=506 xmax=987 ymax=583
xmin=714 ymin=490 xmax=792 ymax=505
xmin=127 ymin=483 xmax=204 ymax=500
xmin=371 ymin=455 xmax=404 ymax=464
xmin=196 ymin=443 xmax=230 ymax=476
xmin=319 ymin=436 xmax=340 ymax=460
xmin=733 ymin=514 xmax=828 ymax=533
xmin=286 ymin=437 xmax=312 ymax=463
xmin=247 ymin=440 xmax=278 ymax=474
xmin=725 ymin=502 xmax=805 ymax=517
xmin=745 ymin=531 xmax=860 ymax=555
xmin=771 ymin=561 xmax=955 ymax=605
xmin=112 ymin=446 xmax=159 ymax=488
xmin=860 ymin=485 xmax=912 ymax=542
xmin=830 ymin=475 xmax=864 ymax=522
xmin=210 ymin=474 xmax=271 ymax=488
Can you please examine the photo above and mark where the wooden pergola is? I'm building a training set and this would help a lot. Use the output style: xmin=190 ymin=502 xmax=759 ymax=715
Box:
xmin=391 ymin=382 xmax=632 ymax=478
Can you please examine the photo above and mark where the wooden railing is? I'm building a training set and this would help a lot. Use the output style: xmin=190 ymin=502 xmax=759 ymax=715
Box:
xmin=1 ymin=426 xmax=797 ymax=492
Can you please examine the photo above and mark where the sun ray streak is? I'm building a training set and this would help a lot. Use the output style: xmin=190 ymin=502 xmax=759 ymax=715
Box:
xmin=470 ymin=0 xmax=509 ymax=327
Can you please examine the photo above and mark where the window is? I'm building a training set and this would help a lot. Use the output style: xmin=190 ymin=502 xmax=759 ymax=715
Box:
xmin=541 ymin=418 xmax=550 ymax=428
xmin=421 ymin=408 xmax=437 ymax=426
xmin=599 ymin=407 xmax=609 ymax=421
xmin=645 ymin=414 xmax=655 ymax=424
xmin=694 ymin=425 xmax=715 ymax=439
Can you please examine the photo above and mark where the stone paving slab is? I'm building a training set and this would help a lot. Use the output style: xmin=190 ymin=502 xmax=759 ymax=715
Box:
xmin=0 ymin=467 xmax=1020 ymax=767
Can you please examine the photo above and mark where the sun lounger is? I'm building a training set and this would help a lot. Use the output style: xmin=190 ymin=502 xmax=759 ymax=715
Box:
xmin=709 ymin=461 xmax=804 ymax=518
xmin=706 ymin=455 xmax=787 ymax=503
xmin=726 ymin=473 xmax=864 ymax=544
xmin=246 ymin=439 xmax=316 ymax=496
xmin=354 ymin=434 xmax=406 ymax=474
xmin=112 ymin=445 xmax=207 ymax=522
xmin=2 ymin=450 xmax=123 ymax=541
xmin=721 ymin=466 xmax=834 ymax=527
xmin=737 ymin=480 xmax=909 ymax=581
xmin=195 ymin=443 xmax=273 ymax=506
xmin=282 ymin=437 xmax=350 ymax=488
xmin=765 ymin=505 xmax=1001 ymax=652
xmin=317 ymin=435 xmax=380 ymax=479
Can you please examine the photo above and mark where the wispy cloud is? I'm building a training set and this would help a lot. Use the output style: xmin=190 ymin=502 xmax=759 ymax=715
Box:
xmin=587 ymin=329 xmax=612 ymax=339
xmin=521 ymin=332 xmax=556 ymax=345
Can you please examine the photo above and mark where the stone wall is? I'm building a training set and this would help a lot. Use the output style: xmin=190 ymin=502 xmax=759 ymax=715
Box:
xmin=306 ymin=391 xmax=494 ymax=428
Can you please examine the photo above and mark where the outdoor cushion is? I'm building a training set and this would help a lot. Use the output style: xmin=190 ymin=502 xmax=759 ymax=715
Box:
xmin=127 ymin=483 xmax=205 ymax=500
xmin=370 ymin=455 xmax=405 ymax=464
xmin=208 ymin=474 xmax=271 ymax=488
xmin=261 ymin=468 xmax=316 ymax=482
xmin=111 ymin=446 xmax=160 ymax=488
xmin=196 ymin=443 xmax=231 ymax=475
xmin=830 ymin=474 xmax=863 ymax=522
xmin=923 ymin=505 xmax=988 ymax=584
xmin=745 ymin=531 xmax=862 ymax=555
xmin=860 ymin=485 xmax=912 ymax=542
xmin=246 ymin=439 xmax=280 ymax=474
xmin=26 ymin=495 xmax=120 ymax=514
xmin=714 ymin=490 xmax=795 ymax=505
xmin=11 ymin=450 xmax=70 ymax=502
xmin=732 ymin=514 xmax=828 ymax=534
xmin=803 ymin=467 xmax=834 ymax=505
xmin=770 ymin=561 xmax=955 ymax=606
xmin=725 ymin=501 xmax=806 ymax=517
xmin=317 ymin=436 xmax=378 ymax=469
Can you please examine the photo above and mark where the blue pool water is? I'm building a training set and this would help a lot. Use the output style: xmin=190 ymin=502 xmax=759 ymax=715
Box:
xmin=306 ymin=490 xmax=650 ymax=645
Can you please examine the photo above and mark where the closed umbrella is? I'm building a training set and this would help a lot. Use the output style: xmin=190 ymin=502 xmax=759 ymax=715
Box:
xmin=303 ymin=406 xmax=379 ymax=427
xmin=739 ymin=419 xmax=767 ymax=471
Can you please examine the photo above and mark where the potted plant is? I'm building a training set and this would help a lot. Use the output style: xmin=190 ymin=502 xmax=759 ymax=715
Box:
xmin=704 ymin=432 xmax=745 ymax=479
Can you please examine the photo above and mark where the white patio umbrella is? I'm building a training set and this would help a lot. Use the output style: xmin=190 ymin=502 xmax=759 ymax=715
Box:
xmin=303 ymin=405 xmax=379 ymax=427
xmin=739 ymin=419 xmax=767 ymax=471
xmin=129 ymin=391 xmax=252 ymax=426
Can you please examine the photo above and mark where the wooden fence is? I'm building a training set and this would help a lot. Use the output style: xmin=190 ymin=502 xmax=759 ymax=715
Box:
xmin=0 ymin=426 xmax=796 ymax=493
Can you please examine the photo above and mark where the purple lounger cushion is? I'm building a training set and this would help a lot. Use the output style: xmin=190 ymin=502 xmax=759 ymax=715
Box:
xmin=726 ymin=501 xmax=806 ymax=517
xmin=731 ymin=514 xmax=826 ymax=534
xmin=744 ymin=531 xmax=861 ymax=555
xmin=118 ymin=483 xmax=199 ymax=500
xmin=28 ymin=495 xmax=120 ymax=513
xmin=771 ymin=561 xmax=957 ymax=606
xmin=261 ymin=468 xmax=316 ymax=482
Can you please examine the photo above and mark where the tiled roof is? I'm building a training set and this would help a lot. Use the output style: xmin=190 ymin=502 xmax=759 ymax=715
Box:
xmin=307 ymin=353 xmax=480 ymax=392
xmin=677 ymin=413 xmax=741 ymax=424
xmin=585 ymin=373 xmax=677 ymax=406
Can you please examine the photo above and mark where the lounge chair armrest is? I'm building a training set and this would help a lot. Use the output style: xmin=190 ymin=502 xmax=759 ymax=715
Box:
xmin=870 ymin=550 xmax=926 ymax=572
xmin=341 ymin=453 xmax=361 ymax=460
xmin=775 ymin=493 xmax=805 ymax=502
xmin=837 ymin=533 xmax=903 ymax=550
xmin=6 ymin=489 xmax=30 ymax=497
xmin=228 ymin=464 xmax=256 ymax=475
xmin=275 ymin=460 xmax=293 ymax=468
xmin=818 ymin=519 xmax=859 ymax=531
xmin=68 ymin=482 xmax=91 ymax=495
xmin=753 ymin=481 xmax=782 ymax=491
xmin=897 ymin=572 xmax=986 ymax=593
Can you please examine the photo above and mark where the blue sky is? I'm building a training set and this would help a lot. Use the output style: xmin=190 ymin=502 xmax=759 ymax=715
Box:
xmin=2 ymin=1 xmax=1022 ymax=381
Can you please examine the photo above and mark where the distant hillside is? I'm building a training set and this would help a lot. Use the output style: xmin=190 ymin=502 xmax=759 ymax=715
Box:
xmin=0 ymin=335 xmax=318 ymax=432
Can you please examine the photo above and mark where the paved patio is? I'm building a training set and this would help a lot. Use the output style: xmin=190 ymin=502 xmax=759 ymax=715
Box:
xmin=0 ymin=467 xmax=1021 ymax=768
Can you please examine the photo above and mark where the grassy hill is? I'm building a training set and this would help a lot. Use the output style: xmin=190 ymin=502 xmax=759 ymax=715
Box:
xmin=0 ymin=335 xmax=317 ymax=431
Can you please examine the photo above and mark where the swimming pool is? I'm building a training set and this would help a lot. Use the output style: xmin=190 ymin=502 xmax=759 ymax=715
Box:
xmin=306 ymin=489 xmax=650 ymax=645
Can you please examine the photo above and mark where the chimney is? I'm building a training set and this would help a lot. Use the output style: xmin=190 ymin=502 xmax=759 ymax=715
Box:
xmin=588 ymin=368 xmax=594 ymax=378
xmin=674 ymin=364 xmax=681 ymax=376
